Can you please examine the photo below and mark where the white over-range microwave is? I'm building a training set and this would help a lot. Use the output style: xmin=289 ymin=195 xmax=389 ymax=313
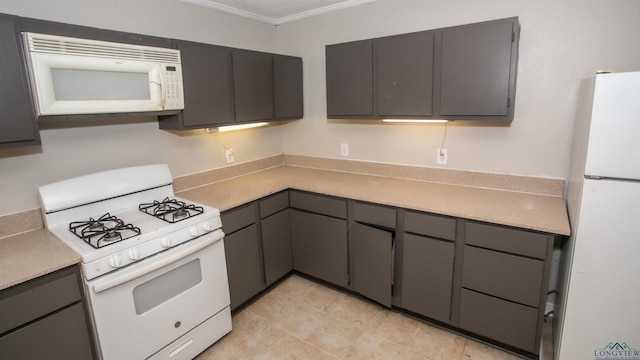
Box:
xmin=22 ymin=32 xmax=184 ymax=116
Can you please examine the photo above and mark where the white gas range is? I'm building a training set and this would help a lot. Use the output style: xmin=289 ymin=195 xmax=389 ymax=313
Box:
xmin=39 ymin=164 xmax=231 ymax=360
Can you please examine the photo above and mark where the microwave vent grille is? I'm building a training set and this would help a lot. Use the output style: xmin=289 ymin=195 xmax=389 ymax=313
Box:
xmin=25 ymin=33 xmax=180 ymax=64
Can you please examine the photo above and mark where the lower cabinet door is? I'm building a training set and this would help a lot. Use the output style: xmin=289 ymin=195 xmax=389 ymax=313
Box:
xmin=459 ymin=288 xmax=539 ymax=354
xmin=261 ymin=209 xmax=293 ymax=286
xmin=0 ymin=303 xmax=93 ymax=359
xmin=350 ymin=222 xmax=393 ymax=307
xmin=224 ymin=224 xmax=265 ymax=310
xmin=290 ymin=210 xmax=348 ymax=288
xmin=400 ymin=233 xmax=454 ymax=323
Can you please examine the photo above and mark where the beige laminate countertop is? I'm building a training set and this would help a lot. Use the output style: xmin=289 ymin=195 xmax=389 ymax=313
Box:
xmin=177 ymin=166 xmax=571 ymax=236
xmin=0 ymin=164 xmax=570 ymax=292
xmin=0 ymin=229 xmax=81 ymax=291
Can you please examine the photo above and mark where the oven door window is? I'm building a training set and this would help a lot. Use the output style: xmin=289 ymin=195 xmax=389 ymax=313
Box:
xmin=133 ymin=259 xmax=202 ymax=314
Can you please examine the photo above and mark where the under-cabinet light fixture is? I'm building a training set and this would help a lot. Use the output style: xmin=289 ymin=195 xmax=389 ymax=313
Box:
xmin=217 ymin=122 xmax=269 ymax=132
xmin=382 ymin=119 xmax=448 ymax=123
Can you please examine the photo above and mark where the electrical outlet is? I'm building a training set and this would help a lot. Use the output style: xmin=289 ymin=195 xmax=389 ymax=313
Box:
xmin=437 ymin=148 xmax=448 ymax=165
xmin=225 ymin=149 xmax=234 ymax=164
xmin=340 ymin=143 xmax=349 ymax=157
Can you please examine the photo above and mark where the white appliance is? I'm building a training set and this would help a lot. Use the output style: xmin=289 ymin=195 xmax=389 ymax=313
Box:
xmin=23 ymin=32 xmax=184 ymax=116
xmin=39 ymin=165 xmax=231 ymax=360
xmin=555 ymin=72 xmax=640 ymax=360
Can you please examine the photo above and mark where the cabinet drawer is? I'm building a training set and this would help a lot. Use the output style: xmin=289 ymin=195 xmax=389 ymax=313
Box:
xmin=0 ymin=302 xmax=93 ymax=358
xmin=259 ymin=191 xmax=289 ymax=219
xmin=0 ymin=268 xmax=81 ymax=334
xmin=465 ymin=221 xmax=548 ymax=259
xmin=462 ymin=246 xmax=543 ymax=307
xmin=405 ymin=211 xmax=456 ymax=241
xmin=221 ymin=203 xmax=257 ymax=234
xmin=459 ymin=289 xmax=538 ymax=353
xmin=290 ymin=191 xmax=347 ymax=219
xmin=353 ymin=201 xmax=396 ymax=229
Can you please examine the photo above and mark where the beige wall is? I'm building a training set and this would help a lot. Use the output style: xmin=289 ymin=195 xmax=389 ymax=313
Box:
xmin=1 ymin=0 xmax=640 ymax=217
xmin=277 ymin=0 xmax=640 ymax=177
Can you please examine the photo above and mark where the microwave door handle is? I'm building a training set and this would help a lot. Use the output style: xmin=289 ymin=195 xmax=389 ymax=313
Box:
xmin=150 ymin=66 xmax=165 ymax=109
xmin=93 ymin=230 xmax=224 ymax=294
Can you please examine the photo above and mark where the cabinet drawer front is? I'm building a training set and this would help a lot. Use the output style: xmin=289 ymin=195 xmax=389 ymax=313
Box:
xmin=221 ymin=203 xmax=257 ymax=234
xmin=0 ymin=302 xmax=93 ymax=358
xmin=259 ymin=191 xmax=289 ymax=219
xmin=405 ymin=211 xmax=456 ymax=241
xmin=353 ymin=201 xmax=396 ymax=229
xmin=462 ymin=246 xmax=543 ymax=307
xmin=465 ymin=221 xmax=548 ymax=259
xmin=0 ymin=269 xmax=81 ymax=334
xmin=290 ymin=191 xmax=347 ymax=219
xmin=459 ymin=289 xmax=538 ymax=354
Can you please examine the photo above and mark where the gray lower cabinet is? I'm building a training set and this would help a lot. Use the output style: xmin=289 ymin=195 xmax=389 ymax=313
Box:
xmin=350 ymin=201 xmax=396 ymax=307
xmin=0 ymin=266 xmax=94 ymax=359
xmin=0 ymin=14 xmax=40 ymax=148
xmin=400 ymin=211 xmax=456 ymax=324
xmin=221 ymin=203 xmax=265 ymax=311
xmin=259 ymin=191 xmax=293 ymax=286
xmin=457 ymin=221 xmax=554 ymax=355
xmin=289 ymin=191 xmax=349 ymax=288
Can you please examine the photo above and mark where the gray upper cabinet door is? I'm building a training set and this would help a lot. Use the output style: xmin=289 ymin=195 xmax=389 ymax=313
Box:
xmin=159 ymin=41 xmax=234 ymax=129
xmin=439 ymin=18 xmax=518 ymax=119
xmin=326 ymin=40 xmax=374 ymax=117
xmin=0 ymin=15 xmax=40 ymax=148
xmin=233 ymin=50 xmax=274 ymax=122
xmin=274 ymin=55 xmax=303 ymax=120
xmin=377 ymin=32 xmax=434 ymax=117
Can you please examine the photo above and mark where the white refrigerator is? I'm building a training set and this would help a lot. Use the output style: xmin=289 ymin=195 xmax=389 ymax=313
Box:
xmin=555 ymin=71 xmax=640 ymax=360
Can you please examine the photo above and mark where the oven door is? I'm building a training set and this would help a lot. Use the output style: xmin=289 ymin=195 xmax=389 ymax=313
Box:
xmin=86 ymin=230 xmax=230 ymax=360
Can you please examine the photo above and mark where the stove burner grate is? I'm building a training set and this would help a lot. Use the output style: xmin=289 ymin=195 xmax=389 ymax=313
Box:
xmin=69 ymin=213 xmax=141 ymax=249
xmin=139 ymin=197 xmax=204 ymax=223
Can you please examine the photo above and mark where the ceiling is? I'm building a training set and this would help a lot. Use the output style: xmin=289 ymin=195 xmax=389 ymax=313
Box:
xmin=178 ymin=0 xmax=381 ymax=25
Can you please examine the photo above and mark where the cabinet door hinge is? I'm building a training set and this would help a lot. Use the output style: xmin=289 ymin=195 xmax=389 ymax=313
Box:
xmin=512 ymin=31 xmax=515 ymax=42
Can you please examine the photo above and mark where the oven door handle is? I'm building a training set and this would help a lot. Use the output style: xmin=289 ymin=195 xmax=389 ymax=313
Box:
xmin=93 ymin=230 xmax=224 ymax=294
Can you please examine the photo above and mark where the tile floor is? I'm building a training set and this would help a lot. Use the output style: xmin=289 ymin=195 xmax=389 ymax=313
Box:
xmin=196 ymin=275 xmax=553 ymax=360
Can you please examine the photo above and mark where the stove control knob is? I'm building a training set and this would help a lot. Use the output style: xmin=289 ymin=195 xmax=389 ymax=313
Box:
xmin=128 ymin=247 xmax=140 ymax=260
xmin=108 ymin=254 xmax=121 ymax=268
xmin=202 ymin=221 xmax=212 ymax=232
xmin=161 ymin=237 xmax=172 ymax=248
xmin=189 ymin=226 xmax=199 ymax=237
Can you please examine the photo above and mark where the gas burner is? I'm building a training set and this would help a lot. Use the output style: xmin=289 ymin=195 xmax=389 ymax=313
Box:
xmin=69 ymin=213 xmax=141 ymax=249
xmin=139 ymin=197 xmax=204 ymax=223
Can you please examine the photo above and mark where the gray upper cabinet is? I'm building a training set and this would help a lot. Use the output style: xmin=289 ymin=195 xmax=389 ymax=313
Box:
xmin=159 ymin=44 xmax=303 ymax=129
xmin=377 ymin=32 xmax=434 ymax=117
xmin=0 ymin=14 xmax=40 ymax=148
xmin=159 ymin=41 xmax=234 ymax=130
xmin=439 ymin=18 xmax=519 ymax=120
xmin=326 ymin=40 xmax=374 ymax=117
xmin=233 ymin=50 xmax=274 ymax=122
xmin=274 ymin=55 xmax=304 ymax=120
xmin=325 ymin=17 xmax=519 ymax=121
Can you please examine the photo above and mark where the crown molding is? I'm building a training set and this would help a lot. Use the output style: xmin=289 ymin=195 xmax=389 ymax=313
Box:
xmin=178 ymin=0 xmax=380 ymax=25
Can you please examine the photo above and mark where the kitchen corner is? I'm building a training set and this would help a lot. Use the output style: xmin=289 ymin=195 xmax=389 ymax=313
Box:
xmin=1 ymin=154 xmax=570 ymax=292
